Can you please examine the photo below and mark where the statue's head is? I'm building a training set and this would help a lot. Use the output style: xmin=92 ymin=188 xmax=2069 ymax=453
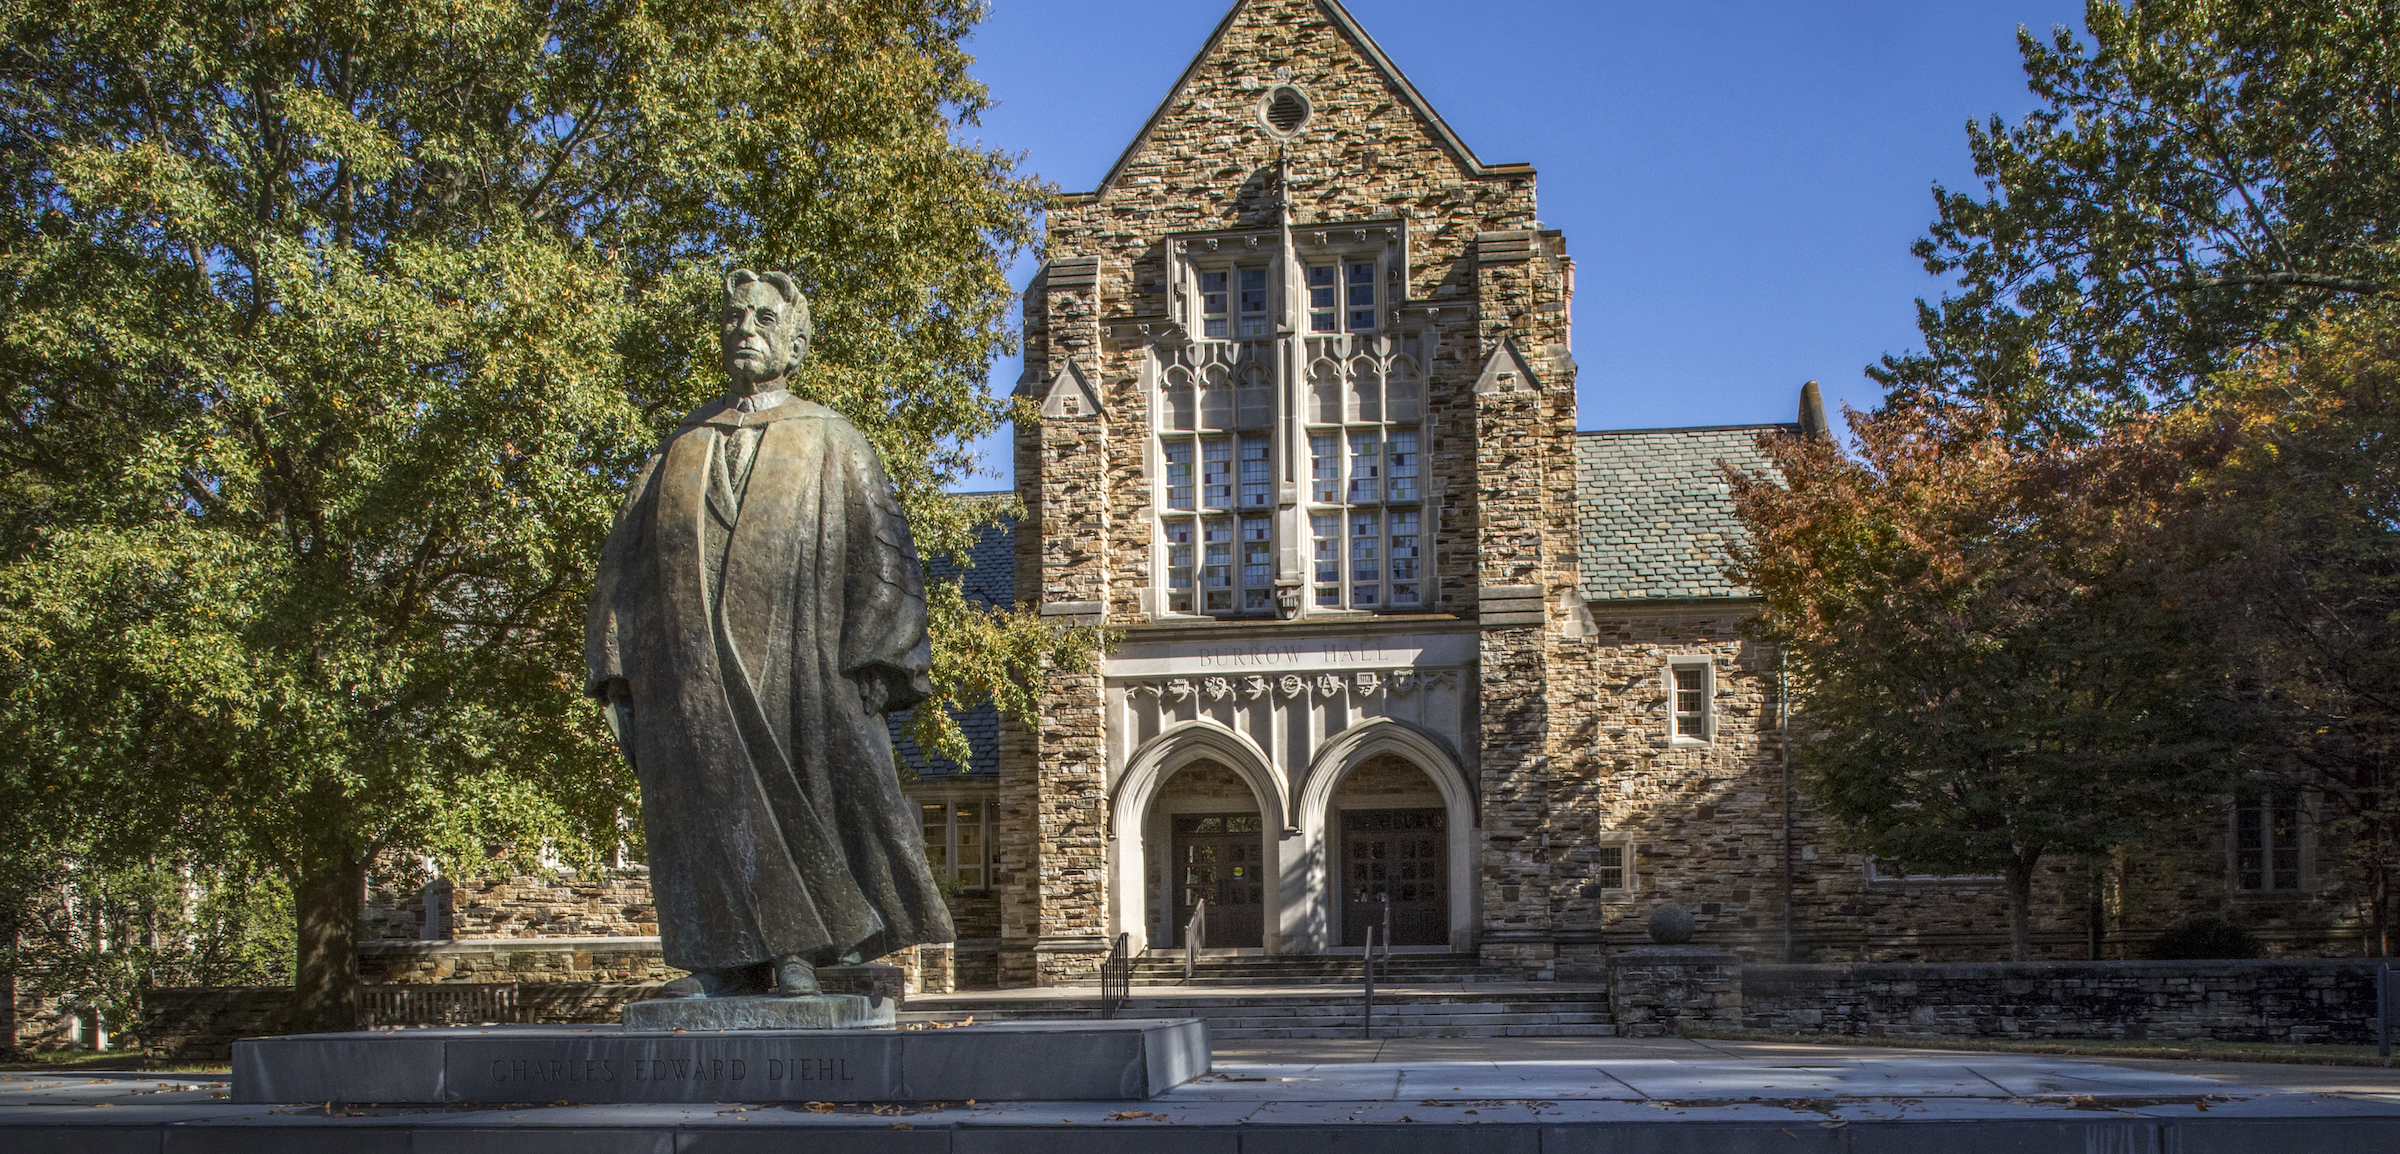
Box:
xmin=720 ymin=269 xmax=813 ymax=392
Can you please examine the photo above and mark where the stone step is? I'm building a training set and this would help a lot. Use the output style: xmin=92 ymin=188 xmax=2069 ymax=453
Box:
xmin=1211 ymin=1023 xmax=1621 ymax=1039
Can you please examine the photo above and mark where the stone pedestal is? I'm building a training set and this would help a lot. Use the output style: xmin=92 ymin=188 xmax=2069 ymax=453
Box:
xmin=622 ymin=993 xmax=892 ymax=1031
xmin=816 ymin=963 xmax=906 ymax=1009
xmin=233 ymin=1018 xmax=1210 ymax=1104
xmin=1608 ymin=946 xmax=1744 ymax=1038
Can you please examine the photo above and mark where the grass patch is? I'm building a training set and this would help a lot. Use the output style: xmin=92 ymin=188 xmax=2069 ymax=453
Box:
xmin=0 ymin=1050 xmax=229 ymax=1076
xmin=1689 ymin=1027 xmax=2395 ymax=1067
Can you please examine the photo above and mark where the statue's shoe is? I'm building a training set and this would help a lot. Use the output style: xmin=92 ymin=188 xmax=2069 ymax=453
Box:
xmin=775 ymin=957 xmax=819 ymax=996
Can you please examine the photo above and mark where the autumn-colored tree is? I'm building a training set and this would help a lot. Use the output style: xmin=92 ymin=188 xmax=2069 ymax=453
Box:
xmin=1731 ymin=403 xmax=2252 ymax=960
xmin=0 ymin=0 xmax=1089 ymax=1032
xmin=2170 ymin=309 xmax=2400 ymax=954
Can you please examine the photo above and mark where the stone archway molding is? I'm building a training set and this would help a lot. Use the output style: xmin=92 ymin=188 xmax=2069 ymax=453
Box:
xmin=1293 ymin=716 xmax=1480 ymax=954
xmin=1109 ymin=719 xmax=1286 ymax=837
xmin=1105 ymin=719 xmax=1287 ymax=953
xmin=1294 ymin=716 xmax=1475 ymax=830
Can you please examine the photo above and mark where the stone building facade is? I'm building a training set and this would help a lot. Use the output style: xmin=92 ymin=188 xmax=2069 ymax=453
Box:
xmin=345 ymin=0 xmax=2374 ymax=989
xmin=987 ymin=0 xmax=2373 ymax=983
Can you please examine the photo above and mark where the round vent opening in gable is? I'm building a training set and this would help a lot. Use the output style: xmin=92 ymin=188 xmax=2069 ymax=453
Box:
xmin=1261 ymin=85 xmax=1312 ymax=135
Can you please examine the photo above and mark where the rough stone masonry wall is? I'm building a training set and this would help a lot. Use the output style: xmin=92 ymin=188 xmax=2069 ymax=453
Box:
xmin=363 ymin=866 xmax=659 ymax=941
xmin=1548 ymin=605 xmax=2111 ymax=966
xmin=1743 ymin=959 xmax=2392 ymax=1045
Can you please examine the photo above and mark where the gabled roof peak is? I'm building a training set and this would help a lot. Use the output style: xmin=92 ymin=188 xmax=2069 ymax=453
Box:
xmin=1068 ymin=0 xmax=1530 ymax=201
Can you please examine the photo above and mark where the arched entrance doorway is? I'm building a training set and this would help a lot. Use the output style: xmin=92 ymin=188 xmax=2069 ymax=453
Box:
xmin=1331 ymin=755 xmax=1451 ymax=946
xmin=1149 ymin=758 xmax=1268 ymax=949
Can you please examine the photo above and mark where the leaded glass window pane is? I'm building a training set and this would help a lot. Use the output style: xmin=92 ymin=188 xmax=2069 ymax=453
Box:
xmin=1348 ymin=433 xmax=1380 ymax=504
xmin=1239 ymin=436 xmax=1271 ymax=508
xmin=1242 ymin=516 xmax=1273 ymax=612
xmin=1163 ymin=441 xmax=1194 ymax=511
xmin=1238 ymin=267 xmax=1269 ymax=337
xmin=1201 ymin=438 xmax=1232 ymax=509
xmin=1387 ymin=430 xmax=1417 ymax=503
xmin=1350 ymin=511 xmax=1380 ymax=606
xmin=1200 ymin=270 xmax=1228 ymax=338
xmin=1313 ymin=514 xmax=1340 ymax=606
xmin=1311 ymin=434 xmax=1340 ymax=503
xmin=1202 ymin=519 xmax=1233 ymax=612
xmin=1389 ymin=510 xmax=1419 ymax=606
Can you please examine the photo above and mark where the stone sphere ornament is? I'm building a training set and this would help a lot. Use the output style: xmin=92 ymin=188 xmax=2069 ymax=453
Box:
xmin=1648 ymin=903 xmax=1696 ymax=945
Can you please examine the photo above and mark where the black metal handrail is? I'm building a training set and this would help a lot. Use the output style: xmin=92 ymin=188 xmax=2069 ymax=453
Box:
xmin=1099 ymin=932 xmax=1132 ymax=1020
xmin=357 ymin=982 xmax=518 ymax=1028
xmin=1183 ymin=898 xmax=1208 ymax=982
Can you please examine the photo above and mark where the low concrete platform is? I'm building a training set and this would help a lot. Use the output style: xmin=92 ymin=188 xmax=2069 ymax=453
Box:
xmin=10 ymin=1038 xmax=2399 ymax=1151
xmin=232 ymin=1018 xmax=1208 ymax=1104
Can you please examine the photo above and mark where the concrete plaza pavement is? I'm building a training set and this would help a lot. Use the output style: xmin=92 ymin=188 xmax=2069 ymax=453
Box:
xmin=5 ymin=1032 xmax=2398 ymax=1151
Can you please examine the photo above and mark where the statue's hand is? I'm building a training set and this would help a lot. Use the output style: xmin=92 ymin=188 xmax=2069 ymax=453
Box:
xmin=855 ymin=674 xmax=890 ymax=715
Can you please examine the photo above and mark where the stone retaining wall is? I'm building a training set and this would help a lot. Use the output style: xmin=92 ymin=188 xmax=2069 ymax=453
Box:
xmin=1742 ymin=959 xmax=2390 ymax=1045
xmin=141 ymin=983 xmax=666 ymax=1063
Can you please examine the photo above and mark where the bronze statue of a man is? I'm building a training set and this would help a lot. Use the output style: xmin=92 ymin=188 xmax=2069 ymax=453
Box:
xmin=585 ymin=269 xmax=952 ymax=999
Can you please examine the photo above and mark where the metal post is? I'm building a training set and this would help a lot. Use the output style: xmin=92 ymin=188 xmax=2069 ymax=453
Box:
xmin=2379 ymin=961 xmax=2391 ymax=1064
xmin=1362 ymin=897 xmax=1376 ymax=1040
xmin=1380 ymin=894 xmax=1392 ymax=986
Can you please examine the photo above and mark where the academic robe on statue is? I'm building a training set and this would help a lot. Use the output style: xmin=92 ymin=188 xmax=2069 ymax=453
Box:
xmin=585 ymin=394 xmax=953 ymax=974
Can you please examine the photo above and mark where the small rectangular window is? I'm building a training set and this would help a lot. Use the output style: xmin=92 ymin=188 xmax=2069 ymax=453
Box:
xmin=1386 ymin=429 xmax=1417 ymax=503
xmin=1310 ymin=434 xmax=1340 ymax=503
xmin=1350 ymin=511 xmax=1380 ymax=606
xmin=1308 ymin=265 xmax=1338 ymax=333
xmin=2234 ymin=785 xmax=2303 ymax=892
xmin=1348 ymin=432 xmax=1381 ymax=504
xmin=1389 ymin=510 xmax=1419 ymax=607
xmin=1165 ymin=521 xmax=1194 ymax=613
xmin=1163 ymin=441 xmax=1195 ymax=511
xmin=921 ymin=804 xmax=950 ymax=873
xmin=1201 ymin=438 xmax=1231 ymax=509
xmin=1346 ymin=261 xmax=1376 ymax=331
xmin=1672 ymin=664 xmax=1709 ymax=740
xmin=1200 ymin=270 xmax=1228 ymax=339
xmin=922 ymin=802 xmax=989 ymax=889
xmin=1594 ymin=844 xmax=1626 ymax=891
xmin=1312 ymin=514 xmax=1340 ymax=606
xmin=1239 ymin=436 xmax=1272 ymax=508
xmin=1238 ymin=267 xmax=1269 ymax=337
xmin=954 ymin=802 xmax=985 ymax=888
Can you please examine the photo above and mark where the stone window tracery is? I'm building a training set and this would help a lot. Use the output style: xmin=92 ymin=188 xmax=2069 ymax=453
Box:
xmin=1155 ymin=228 xmax=1423 ymax=619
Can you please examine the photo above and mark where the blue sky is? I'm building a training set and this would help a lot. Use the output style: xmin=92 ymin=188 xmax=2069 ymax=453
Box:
xmin=948 ymin=0 xmax=2092 ymax=490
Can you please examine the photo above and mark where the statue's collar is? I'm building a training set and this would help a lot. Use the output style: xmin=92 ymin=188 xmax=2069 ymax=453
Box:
xmin=681 ymin=390 xmax=824 ymax=430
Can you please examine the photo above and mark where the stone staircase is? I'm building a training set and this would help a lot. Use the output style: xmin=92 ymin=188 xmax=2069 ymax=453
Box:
xmin=1127 ymin=952 xmax=1521 ymax=987
xmin=904 ymin=986 xmax=1612 ymax=1039
xmin=905 ymin=955 xmax=1613 ymax=1039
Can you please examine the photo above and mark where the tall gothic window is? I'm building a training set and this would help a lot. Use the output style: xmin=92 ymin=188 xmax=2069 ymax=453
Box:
xmin=1160 ymin=232 xmax=1418 ymax=618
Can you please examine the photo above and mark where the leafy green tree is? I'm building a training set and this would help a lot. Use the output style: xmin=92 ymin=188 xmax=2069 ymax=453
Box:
xmin=1730 ymin=403 xmax=2252 ymax=960
xmin=1884 ymin=0 xmax=2400 ymax=439
xmin=0 ymin=0 xmax=1084 ymax=1031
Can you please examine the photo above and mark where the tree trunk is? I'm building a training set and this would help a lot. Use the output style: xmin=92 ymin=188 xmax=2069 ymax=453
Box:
xmin=2003 ymin=849 xmax=2039 ymax=963
xmin=291 ymin=855 xmax=368 ymax=1034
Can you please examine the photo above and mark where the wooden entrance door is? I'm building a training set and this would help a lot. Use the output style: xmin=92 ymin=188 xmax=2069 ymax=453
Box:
xmin=1171 ymin=813 xmax=1265 ymax=948
xmin=1341 ymin=808 xmax=1448 ymax=947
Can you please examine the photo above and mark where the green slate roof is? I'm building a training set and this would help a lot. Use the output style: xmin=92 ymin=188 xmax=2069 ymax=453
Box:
xmin=1575 ymin=425 xmax=1789 ymax=602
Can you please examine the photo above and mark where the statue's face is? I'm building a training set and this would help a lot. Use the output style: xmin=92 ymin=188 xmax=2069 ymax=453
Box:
xmin=721 ymin=281 xmax=804 ymax=391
